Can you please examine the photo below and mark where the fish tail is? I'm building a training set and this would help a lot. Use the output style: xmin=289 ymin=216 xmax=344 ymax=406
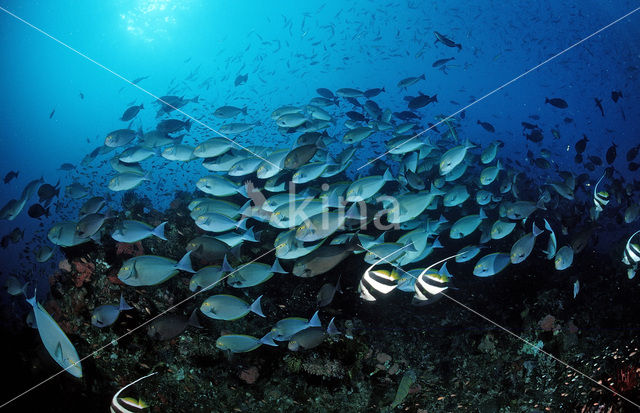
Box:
xmin=250 ymin=295 xmax=265 ymax=317
xmin=153 ymin=222 xmax=168 ymax=241
xmin=175 ymin=251 xmax=195 ymax=273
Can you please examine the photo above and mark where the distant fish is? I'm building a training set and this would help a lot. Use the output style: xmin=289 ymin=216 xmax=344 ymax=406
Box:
xmin=27 ymin=203 xmax=49 ymax=219
xmin=434 ymin=31 xmax=461 ymax=50
xmin=363 ymin=87 xmax=385 ymax=98
xmin=397 ymin=75 xmax=425 ymax=90
xmin=91 ymin=293 xmax=133 ymax=328
xmin=147 ymin=309 xmax=202 ymax=341
xmin=477 ymin=120 xmax=495 ymax=133
xmin=432 ymin=57 xmax=455 ymax=67
xmin=606 ymin=143 xmax=617 ymax=164
xmin=234 ymin=73 xmax=248 ymax=86
xmin=611 ymin=90 xmax=623 ymax=103
xmin=575 ymin=135 xmax=588 ymax=154
xmin=120 ymin=104 xmax=143 ymax=122
xmin=545 ymin=97 xmax=568 ymax=109
xmin=316 ymin=88 xmax=335 ymax=99
xmin=626 ymin=145 xmax=639 ymax=162
xmin=3 ymin=170 xmax=18 ymax=184
xmin=407 ymin=93 xmax=437 ymax=110
xmin=49 ymin=108 xmax=55 ymax=119
xmin=316 ymin=275 xmax=342 ymax=307
xmin=79 ymin=92 xmax=84 ymax=99
xmin=594 ymin=97 xmax=604 ymax=117
xmin=131 ymin=75 xmax=149 ymax=84
xmin=525 ymin=128 xmax=543 ymax=143
xmin=573 ymin=280 xmax=580 ymax=298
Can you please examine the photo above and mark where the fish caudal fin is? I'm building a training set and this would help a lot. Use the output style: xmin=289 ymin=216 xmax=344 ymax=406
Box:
xmin=153 ymin=221 xmax=167 ymax=241
xmin=250 ymin=295 xmax=265 ymax=317
xmin=175 ymin=251 xmax=195 ymax=273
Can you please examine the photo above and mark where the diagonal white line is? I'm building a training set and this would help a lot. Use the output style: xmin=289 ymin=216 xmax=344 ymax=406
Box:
xmin=0 ymin=246 xmax=278 ymax=409
xmin=0 ymin=5 xmax=281 ymax=171
xmin=359 ymin=244 xmax=640 ymax=409
xmin=358 ymin=5 xmax=640 ymax=171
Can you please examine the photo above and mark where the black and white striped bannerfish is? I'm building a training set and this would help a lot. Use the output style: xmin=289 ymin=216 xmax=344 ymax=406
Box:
xmin=412 ymin=254 xmax=461 ymax=306
xmin=593 ymin=173 xmax=610 ymax=213
xmin=110 ymin=372 xmax=157 ymax=413
xmin=358 ymin=244 xmax=416 ymax=301
xmin=622 ymin=230 xmax=640 ymax=279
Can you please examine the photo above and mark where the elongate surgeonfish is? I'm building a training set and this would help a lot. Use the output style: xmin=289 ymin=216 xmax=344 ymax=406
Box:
xmin=26 ymin=294 xmax=82 ymax=377
xmin=118 ymin=251 xmax=195 ymax=286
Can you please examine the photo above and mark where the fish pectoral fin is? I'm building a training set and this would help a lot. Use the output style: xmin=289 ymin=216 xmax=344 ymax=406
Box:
xmin=54 ymin=342 xmax=63 ymax=361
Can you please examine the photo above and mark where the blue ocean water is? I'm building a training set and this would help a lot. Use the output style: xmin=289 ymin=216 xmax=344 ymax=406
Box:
xmin=1 ymin=0 xmax=640 ymax=411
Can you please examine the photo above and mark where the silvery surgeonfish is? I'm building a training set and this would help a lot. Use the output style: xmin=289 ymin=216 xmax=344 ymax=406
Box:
xmin=288 ymin=317 xmax=341 ymax=351
xmin=271 ymin=310 xmax=322 ymax=341
xmin=474 ymin=252 xmax=511 ymax=277
xmin=510 ymin=222 xmax=543 ymax=264
xmin=317 ymin=275 xmax=342 ymax=307
xmin=543 ymin=219 xmax=557 ymax=260
xmin=554 ymin=245 xmax=574 ymax=271
xmin=111 ymin=220 xmax=167 ymax=243
xmin=216 ymin=332 xmax=277 ymax=353
xmin=200 ymin=294 xmax=264 ymax=321
xmin=26 ymin=293 xmax=82 ymax=377
xmin=455 ymin=245 xmax=484 ymax=263
xmin=118 ymin=251 xmax=195 ymax=287
xmin=91 ymin=293 xmax=133 ymax=328
xmin=449 ymin=208 xmax=487 ymax=239
xmin=622 ymin=230 xmax=640 ymax=279
xmin=226 ymin=258 xmax=287 ymax=288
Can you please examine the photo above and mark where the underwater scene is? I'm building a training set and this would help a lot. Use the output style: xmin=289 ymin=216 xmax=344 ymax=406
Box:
xmin=1 ymin=0 xmax=640 ymax=411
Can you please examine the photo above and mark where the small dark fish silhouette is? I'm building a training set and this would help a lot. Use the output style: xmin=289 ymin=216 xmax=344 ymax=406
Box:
xmin=316 ymin=88 xmax=334 ymax=99
xmin=234 ymin=73 xmax=248 ymax=86
xmin=594 ymin=98 xmax=604 ymax=117
xmin=346 ymin=97 xmax=361 ymax=107
xmin=49 ymin=109 xmax=55 ymax=119
xmin=434 ymin=31 xmax=461 ymax=50
xmin=28 ymin=204 xmax=49 ymax=219
xmin=606 ymin=143 xmax=617 ymax=165
xmin=345 ymin=111 xmax=366 ymax=122
xmin=432 ymin=57 xmax=455 ymax=67
xmin=363 ymin=87 xmax=385 ymax=98
xmin=575 ymin=135 xmax=588 ymax=154
xmin=3 ymin=170 xmax=18 ymax=184
xmin=611 ymin=90 xmax=623 ymax=103
xmin=563 ymin=117 xmax=573 ymax=123
xmin=545 ymin=97 xmax=568 ymax=109
xmin=588 ymin=155 xmax=603 ymax=166
xmin=120 ymin=104 xmax=144 ymax=122
xmin=477 ymin=120 xmax=495 ymax=133
xmin=626 ymin=145 xmax=639 ymax=162
xmin=574 ymin=154 xmax=583 ymax=164
xmin=393 ymin=111 xmax=421 ymax=120
xmin=525 ymin=128 xmax=543 ymax=143
xmin=79 ymin=92 xmax=84 ymax=99
xmin=132 ymin=75 xmax=149 ymax=84
xmin=408 ymin=93 xmax=437 ymax=110
xmin=629 ymin=162 xmax=639 ymax=171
